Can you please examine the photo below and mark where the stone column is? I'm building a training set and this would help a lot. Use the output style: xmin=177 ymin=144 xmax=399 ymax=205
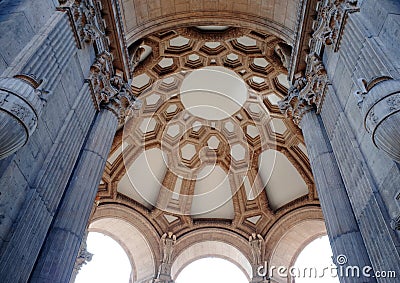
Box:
xmin=279 ymin=54 xmax=374 ymax=281
xmin=29 ymin=107 xmax=118 ymax=283
xmin=301 ymin=110 xmax=374 ymax=282
xmin=29 ymin=69 xmax=139 ymax=282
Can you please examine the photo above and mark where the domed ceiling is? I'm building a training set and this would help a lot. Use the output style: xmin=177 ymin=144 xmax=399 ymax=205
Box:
xmin=99 ymin=26 xmax=319 ymax=237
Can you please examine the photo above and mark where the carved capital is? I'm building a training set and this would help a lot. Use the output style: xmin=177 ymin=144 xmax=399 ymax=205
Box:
xmin=279 ymin=54 xmax=329 ymax=124
xmin=313 ymin=0 xmax=360 ymax=52
xmin=86 ymin=53 xmax=141 ymax=123
xmin=105 ymin=76 xmax=142 ymax=123
xmin=86 ymin=52 xmax=116 ymax=111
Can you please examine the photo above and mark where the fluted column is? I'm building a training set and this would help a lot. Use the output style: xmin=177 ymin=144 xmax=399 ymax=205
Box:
xmin=301 ymin=110 xmax=374 ymax=282
xmin=30 ymin=107 xmax=118 ymax=283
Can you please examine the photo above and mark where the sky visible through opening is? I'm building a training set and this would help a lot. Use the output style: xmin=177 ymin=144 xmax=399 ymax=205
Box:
xmin=76 ymin=233 xmax=338 ymax=283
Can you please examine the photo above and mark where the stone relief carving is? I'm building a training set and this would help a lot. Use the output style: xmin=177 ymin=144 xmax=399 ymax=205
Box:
xmin=160 ymin=232 xmax=176 ymax=265
xmin=313 ymin=0 xmax=360 ymax=51
xmin=249 ymin=233 xmax=263 ymax=266
xmin=58 ymin=0 xmax=105 ymax=49
xmin=73 ymin=234 xmax=93 ymax=274
xmin=0 ymin=75 xmax=44 ymax=159
xmin=355 ymin=78 xmax=400 ymax=162
xmin=274 ymin=42 xmax=292 ymax=70
xmin=390 ymin=215 xmax=400 ymax=231
xmin=278 ymin=54 xmax=329 ymax=124
xmin=86 ymin=52 xmax=141 ymax=122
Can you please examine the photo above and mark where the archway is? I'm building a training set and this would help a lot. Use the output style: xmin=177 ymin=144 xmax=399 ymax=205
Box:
xmin=175 ymin=257 xmax=248 ymax=283
xmin=89 ymin=204 xmax=161 ymax=282
xmin=75 ymin=232 xmax=132 ymax=283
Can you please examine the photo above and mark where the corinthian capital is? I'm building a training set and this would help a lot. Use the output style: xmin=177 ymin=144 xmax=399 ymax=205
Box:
xmin=86 ymin=52 xmax=116 ymax=111
xmin=278 ymin=54 xmax=329 ymax=125
xmin=313 ymin=0 xmax=359 ymax=51
xmin=105 ymin=75 xmax=142 ymax=123
xmin=86 ymin=53 xmax=141 ymax=122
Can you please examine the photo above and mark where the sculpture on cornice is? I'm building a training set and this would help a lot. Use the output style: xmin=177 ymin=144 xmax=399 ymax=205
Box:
xmin=58 ymin=0 xmax=104 ymax=48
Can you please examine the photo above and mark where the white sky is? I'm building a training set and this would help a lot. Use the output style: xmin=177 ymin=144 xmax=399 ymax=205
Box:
xmin=76 ymin=233 xmax=338 ymax=283
xmin=75 ymin=232 xmax=131 ymax=283
xmin=175 ymin=258 xmax=248 ymax=283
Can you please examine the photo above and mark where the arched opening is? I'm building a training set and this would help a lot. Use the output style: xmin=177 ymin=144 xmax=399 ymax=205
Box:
xmin=75 ymin=232 xmax=132 ymax=283
xmin=88 ymin=212 xmax=158 ymax=282
xmin=172 ymin=235 xmax=252 ymax=282
xmin=292 ymin=235 xmax=339 ymax=283
xmin=175 ymin=257 xmax=248 ymax=283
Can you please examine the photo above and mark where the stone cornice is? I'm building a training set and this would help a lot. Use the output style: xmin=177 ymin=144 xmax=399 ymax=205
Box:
xmin=57 ymin=0 xmax=106 ymax=50
xmin=99 ymin=0 xmax=132 ymax=80
xmin=288 ymin=0 xmax=319 ymax=82
xmin=58 ymin=0 xmax=132 ymax=80
xmin=312 ymin=0 xmax=360 ymax=52
xmin=288 ymin=0 xmax=360 ymax=82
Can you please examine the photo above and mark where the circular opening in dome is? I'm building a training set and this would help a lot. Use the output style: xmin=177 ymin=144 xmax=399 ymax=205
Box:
xmin=180 ymin=66 xmax=247 ymax=120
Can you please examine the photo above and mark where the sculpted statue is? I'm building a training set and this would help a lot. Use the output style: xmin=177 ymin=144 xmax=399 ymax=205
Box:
xmin=274 ymin=42 xmax=292 ymax=69
xmin=130 ymin=46 xmax=146 ymax=70
xmin=160 ymin=232 xmax=176 ymax=265
xmin=249 ymin=233 xmax=263 ymax=266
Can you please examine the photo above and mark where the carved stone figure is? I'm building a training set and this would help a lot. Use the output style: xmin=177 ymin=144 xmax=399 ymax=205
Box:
xmin=249 ymin=233 xmax=263 ymax=266
xmin=160 ymin=232 xmax=176 ymax=265
xmin=274 ymin=42 xmax=292 ymax=69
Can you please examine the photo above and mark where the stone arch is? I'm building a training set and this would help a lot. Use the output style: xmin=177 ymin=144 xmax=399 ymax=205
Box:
xmin=264 ymin=206 xmax=326 ymax=283
xmin=171 ymin=228 xmax=252 ymax=281
xmin=120 ymin=0 xmax=298 ymax=45
xmin=90 ymin=204 xmax=161 ymax=282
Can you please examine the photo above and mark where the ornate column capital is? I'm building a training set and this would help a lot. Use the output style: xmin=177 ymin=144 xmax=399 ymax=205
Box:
xmin=279 ymin=54 xmax=329 ymax=125
xmin=86 ymin=53 xmax=141 ymax=123
xmin=313 ymin=0 xmax=360 ymax=52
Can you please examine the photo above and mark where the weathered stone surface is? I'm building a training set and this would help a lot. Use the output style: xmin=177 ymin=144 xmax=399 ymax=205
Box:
xmin=301 ymin=111 xmax=373 ymax=282
xmin=31 ymin=109 xmax=118 ymax=283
